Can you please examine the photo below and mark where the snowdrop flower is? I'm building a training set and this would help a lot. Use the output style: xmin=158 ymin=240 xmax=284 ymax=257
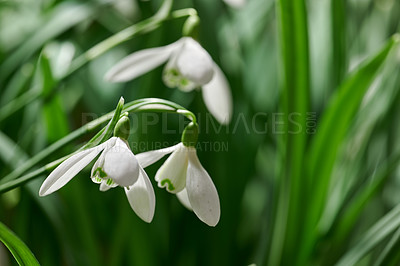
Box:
xmin=136 ymin=122 xmax=220 ymax=226
xmin=105 ymin=37 xmax=232 ymax=125
xmin=39 ymin=117 xmax=155 ymax=223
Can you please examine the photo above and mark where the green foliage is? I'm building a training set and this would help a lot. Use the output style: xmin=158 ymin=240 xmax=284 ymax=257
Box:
xmin=0 ymin=221 xmax=40 ymax=265
xmin=1 ymin=0 xmax=400 ymax=265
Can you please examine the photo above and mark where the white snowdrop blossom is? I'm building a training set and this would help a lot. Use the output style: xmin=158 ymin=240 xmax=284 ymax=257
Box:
xmin=136 ymin=142 xmax=220 ymax=227
xmin=105 ymin=37 xmax=232 ymax=124
xmin=39 ymin=137 xmax=155 ymax=223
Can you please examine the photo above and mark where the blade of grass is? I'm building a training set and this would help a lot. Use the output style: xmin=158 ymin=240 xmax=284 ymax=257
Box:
xmin=301 ymin=34 xmax=400 ymax=263
xmin=335 ymin=202 xmax=400 ymax=266
xmin=319 ymin=59 xmax=400 ymax=236
xmin=0 ymin=221 xmax=40 ymax=266
xmin=373 ymin=226 xmax=400 ymax=266
xmin=322 ymin=152 xmax=400 ymax=264
xmin=269 ymin=0 xmax=310 ymax=265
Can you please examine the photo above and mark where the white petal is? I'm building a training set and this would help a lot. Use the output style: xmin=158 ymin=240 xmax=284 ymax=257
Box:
xmin=186 ymin=149 xmax=220 ymax=226
xmin=99 ymin=182 xmax=112 ymax=192
xmin=103 ymin=138 xmax=139 ymax=187
xmin=125 ymin=166 xmax=156 ymax=223
xmin=176 ymin=188 xmax=193 ymax=211
xmin=39 ymin=142 xmax=107 ymax=196
xmin=176 ymin=38 xmax=214 ymax=85
xmin=155 ymin=143 xmax=188 ymax=193
xmin=105 ymin=41 xmax=181 ymax=82
xmin=136 ymin=143 xmax=180 ymax=168
xmin=163 ymin=57 xmax=198 ymax=92
xmin=202 ymin=63 xmax=233 ymax=125
xmin=91 ymin=137 xmax=117 ymax=182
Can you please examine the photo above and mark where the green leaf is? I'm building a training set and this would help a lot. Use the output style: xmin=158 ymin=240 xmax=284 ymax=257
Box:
xmin=330 ymin=152 xmax=400 ymax=247
xmin=336 ymin=203 xmax=400 ymax=266
xmin=0 ymin=221 xmax=40 ymax=266
xmin=331 ymin=0 xmax=347 ymax=89
xmin=373 ymin=226 xmax=400 ymax=266
xmin=303 ymin=34 xmax=400 ymax=261
xmin=269 ymin=0 xmax=311 ymax=265
xmin=36 ymin=52 xmax=56 ymax=97
xmin=42 ymin=95 xmax=69 ymax=143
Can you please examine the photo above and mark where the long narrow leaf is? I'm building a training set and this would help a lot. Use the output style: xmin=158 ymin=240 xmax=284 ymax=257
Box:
xmin=374 ymin=226 xmax=400 ymax=266
xmin=302 ymin=34 xmax=400 ymax=262
xmin=269 ymin=0 xmax=311 ymax=265
xmin=335 ymin=203 xmax=400 ymax=266
xmin=0 ymin=221 xmax=40 ymax=266
xmin=331 ymin=0 xmax=347 ymax=89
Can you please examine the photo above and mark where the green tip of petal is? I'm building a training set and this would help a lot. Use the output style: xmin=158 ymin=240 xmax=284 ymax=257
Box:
xmin=161 ymin=179 xmax=175 ymax=191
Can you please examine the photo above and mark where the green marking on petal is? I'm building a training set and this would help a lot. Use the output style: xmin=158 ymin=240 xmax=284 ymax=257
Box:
xmin=95 ymin=167 xmax=107 ymax=178
xmin=170 ymin=69 xmax=179 ymax=76
xmin=106 ymin=178 xmax=113 ymax=186
xmin=180 ymin=78 xmax=189 ymax=86
xmin=161 ymin=179 xmax=175 ymax=191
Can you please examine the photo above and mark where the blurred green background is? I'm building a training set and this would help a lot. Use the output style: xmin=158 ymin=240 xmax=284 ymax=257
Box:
xmin=1 ymin=0 xmax=400 ymax=265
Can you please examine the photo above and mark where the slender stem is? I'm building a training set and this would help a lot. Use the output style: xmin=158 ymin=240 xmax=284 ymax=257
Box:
xmin=0 ymin=98 xmax=196 ymax=193
xmin=0 ymin=89 xmax=40 ymax=122
xmin=67 ymin=18 xmax=162 ymax=75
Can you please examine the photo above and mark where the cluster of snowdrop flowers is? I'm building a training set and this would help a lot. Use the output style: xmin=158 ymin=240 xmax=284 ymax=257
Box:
xmin=39 ymin=115 xmax=220 ymax=226
xmin=105 ymin=37 xmax=232 ymax=125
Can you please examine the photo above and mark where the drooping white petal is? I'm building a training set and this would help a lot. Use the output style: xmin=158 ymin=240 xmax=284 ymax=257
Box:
xmin=176 ymin=38 xmax=214 ymax=86
xmin=176 ymin=188 xmax=193 ymax=211
xmin=125 ymin=166 xmax=155 ymax=223
xmin=155 ymin=143 xmax=188 ymax=193
xmin=202 ymin=63 xmax=233 ymax=125
xmin=102 ymin=138 xmax=139 ymax=187
xmin=186 ymin=149 xmax=220 ymax=226
xmin=105 ymin=41 xmax=181 ymax=82
xmin=39 ymin=142 xmax=108 ymax=196
xmin=136 ymin=143 xmax=180 ymax=168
